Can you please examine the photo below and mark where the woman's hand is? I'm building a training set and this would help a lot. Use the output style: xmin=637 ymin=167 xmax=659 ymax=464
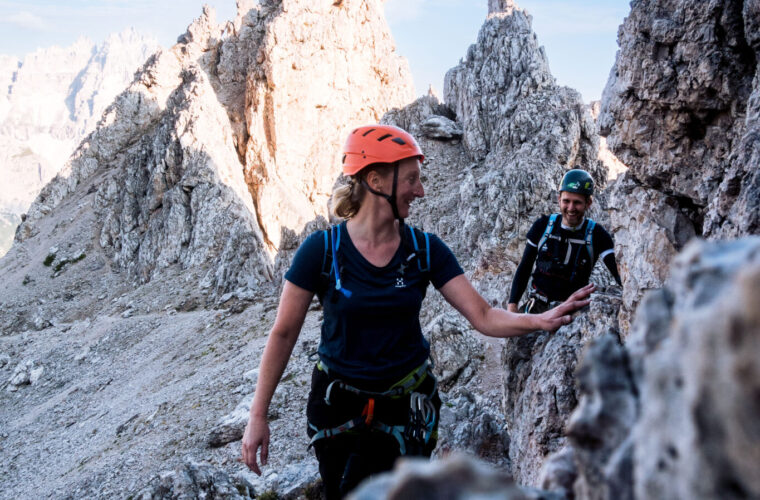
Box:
xmin=538 ymin=283 xmax=595 ymax=333
xmin=241 ymin=414 xmax=270 ymax=475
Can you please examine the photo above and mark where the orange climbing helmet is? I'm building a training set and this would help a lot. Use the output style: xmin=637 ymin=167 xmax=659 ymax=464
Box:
xmin=341 ymin=124 xmax=424 ymax=176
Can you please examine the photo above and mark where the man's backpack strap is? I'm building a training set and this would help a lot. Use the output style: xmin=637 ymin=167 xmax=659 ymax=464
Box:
xmin=537 ymin=213 xmax=559 ymax=251
xmin=584 ymin=219 xmax=596 ymax=262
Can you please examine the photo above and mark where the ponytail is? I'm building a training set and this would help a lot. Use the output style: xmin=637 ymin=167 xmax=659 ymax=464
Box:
xmin=330 ymin=177 xmax=365 ymax=219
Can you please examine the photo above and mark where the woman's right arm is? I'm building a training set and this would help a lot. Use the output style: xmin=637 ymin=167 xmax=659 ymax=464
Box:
xmin=241 ymin=281 xmax=314 ymax=475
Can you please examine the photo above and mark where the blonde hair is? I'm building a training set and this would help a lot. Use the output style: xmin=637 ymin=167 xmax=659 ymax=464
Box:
xmin=330 ymin=163 xmax=395 ymax=219
xmin=330 ymin=177 xmax=365 ymax=219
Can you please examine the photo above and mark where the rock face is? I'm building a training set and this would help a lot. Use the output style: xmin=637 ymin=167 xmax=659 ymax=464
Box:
xmin=704 ymin=1 xmax=760 ymax=239
xmin=14 ymin=0 xmax=414 ymax=293
xmin=600 ymin=0 xmax=760 ymax=329
xmin=607 ymin=173 xmax=696 ymax=334
xmin=566 ymin=333 xmax=636 ymax=500
xmin=232 ymin=0 xmax=414 ymax=250
xmin=599 ymin=0 xmax=754 ymax=207
xmin=562 ymin=238 xmax=760 ymax=500
xmin=499 ymin=293 xmax=622 ymax=486
xmin=630 ymin=238 xmax=760 ymax=499
xmin=0 ymin=30 xmax=159 ymax=256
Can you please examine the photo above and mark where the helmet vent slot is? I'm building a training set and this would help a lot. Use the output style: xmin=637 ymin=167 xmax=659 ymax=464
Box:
xmin=376 ymin=134 xmax=392 ymax=142
xmin=362 ymin=128 xmax=376 ymax=136
xmin=391 ymin=137 xmax=407 ymax=145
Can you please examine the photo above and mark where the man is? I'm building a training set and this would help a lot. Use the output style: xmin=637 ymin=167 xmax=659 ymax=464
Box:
xmin=507 ymin=169 xmax=622 ymax=314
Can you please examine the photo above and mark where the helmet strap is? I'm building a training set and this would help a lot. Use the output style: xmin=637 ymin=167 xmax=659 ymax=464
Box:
xmin=360 ymin=162 xmax=402 ymax=221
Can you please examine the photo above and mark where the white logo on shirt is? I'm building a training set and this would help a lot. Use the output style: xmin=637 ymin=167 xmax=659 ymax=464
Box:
xmin=395 ymin=277 xmax=406 ymax=288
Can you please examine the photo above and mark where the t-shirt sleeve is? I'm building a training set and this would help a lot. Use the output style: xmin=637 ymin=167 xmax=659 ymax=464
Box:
xmin=594 ymin=224 xmax=615 ymax=260
xmin=427 ymin=233 xmax=464 ymax=289
xmin=526 ymin=215 xmax=549 ymax=247
xmin=284 ymin=230 xmax=326 ymax=293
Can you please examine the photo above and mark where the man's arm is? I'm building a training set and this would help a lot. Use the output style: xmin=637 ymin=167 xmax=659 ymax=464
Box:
xmin=595 ymin=225 xmax=622 ymax=287
xmin=508 ymin=242 xmax=538 ymax=312
xmin=600 ymin=250 xmax=622 ymax=286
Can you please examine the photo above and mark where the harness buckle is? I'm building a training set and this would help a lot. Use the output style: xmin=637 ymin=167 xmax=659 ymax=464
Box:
xmin=362 ymin=398 xmax=375 ymax=426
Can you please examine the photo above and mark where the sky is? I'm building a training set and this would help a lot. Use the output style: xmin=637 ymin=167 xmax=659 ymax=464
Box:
xmin=0 ymin=0 xmax=631 ymax=103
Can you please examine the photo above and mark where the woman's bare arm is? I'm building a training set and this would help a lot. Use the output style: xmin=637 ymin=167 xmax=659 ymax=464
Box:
xmin=241 ymin=281 xmax=314 ymax=474
xmin=439 ymin=275 xmax=594 ymax=337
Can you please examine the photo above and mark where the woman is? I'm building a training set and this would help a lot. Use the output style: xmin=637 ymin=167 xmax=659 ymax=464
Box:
xmin=241 ymin=124 xmax=593 ymax=498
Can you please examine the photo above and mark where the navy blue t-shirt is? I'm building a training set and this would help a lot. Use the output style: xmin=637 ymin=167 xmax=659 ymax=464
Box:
xmin=285 ymin=222 xmax=464 ymax=381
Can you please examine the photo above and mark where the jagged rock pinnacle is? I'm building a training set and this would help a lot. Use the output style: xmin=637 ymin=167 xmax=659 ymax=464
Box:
xmin=488 ymin=0 xmax=516 ymax=14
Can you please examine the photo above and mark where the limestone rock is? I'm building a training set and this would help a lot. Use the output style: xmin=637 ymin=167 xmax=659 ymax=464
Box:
xmin=15 ymin=0 xmax=414 ymax=294
xmin=500 ymin=292 xmax=621 ymax=486
xmin=607 ymin=173 xmax=697 ymax=334
xmin=348 ymin=455 xmax=528 ymax=500
xmin=135 ymin=461 xmax=255 ymax=499
xmin=538 ymin=446 xmax=577 ymax=497
xmin=242 ymin=460 xmax=321 ymax=500
xmin=7 ymin=360 xmax=43 ymax=391
xmin=207 ymin=393 xmax=253 ymax=448
xmin=419 ymin=115 xmax=463 ymax=140
xmin=589 ymin=101 xmax=627 ymax=180
xmin=704 ymin=2 xmax=760 ymax=238
xmin=630 ymin=237 xmax=760 ymax=499
xmin=567 ymin=333 xmax=637 ymax=500
xmin=442 ymin=4 xmax=606 ymax=269
xmin=599 ymin=0 xmax=755 ymax=209
xmin=427 ymin=312 xmax=484 ymax=390
xmin=436 ymin=389 xmax=510 ymax=466
xmin=229 ymin=0 xmax=414 ymax=250
xmin=599 ymin=0 xmax=759 ymax=332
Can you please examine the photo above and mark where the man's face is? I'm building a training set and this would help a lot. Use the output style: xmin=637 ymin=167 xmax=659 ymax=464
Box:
xmin=559 ymin=191 xmax=591 ymax=227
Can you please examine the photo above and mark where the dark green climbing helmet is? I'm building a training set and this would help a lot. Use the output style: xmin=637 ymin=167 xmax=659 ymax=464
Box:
xmin=559 ymin=169 xmax=594 ymax=196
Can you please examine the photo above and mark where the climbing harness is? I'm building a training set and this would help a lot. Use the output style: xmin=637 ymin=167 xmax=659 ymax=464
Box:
xmin=308 ymin=360 xmax=439 ymax=456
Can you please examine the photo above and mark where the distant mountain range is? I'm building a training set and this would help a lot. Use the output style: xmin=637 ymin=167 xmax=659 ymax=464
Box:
xmin=0 ymin=29 xmax=159 ymax=256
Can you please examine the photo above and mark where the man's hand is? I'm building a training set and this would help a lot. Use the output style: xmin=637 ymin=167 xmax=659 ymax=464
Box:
xmin=241 ymin=414 xmax=270 ymax=475
xmin=538 ymin=284 xmax=595 ymax=333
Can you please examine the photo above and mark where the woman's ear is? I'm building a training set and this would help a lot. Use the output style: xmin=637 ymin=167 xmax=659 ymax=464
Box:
xmin=365 ymin=169 xmax=382 ymax=191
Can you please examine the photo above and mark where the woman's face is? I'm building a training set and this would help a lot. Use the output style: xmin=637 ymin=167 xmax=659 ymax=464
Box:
xmin=394 ymin=157 xmax=424 ymax=218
